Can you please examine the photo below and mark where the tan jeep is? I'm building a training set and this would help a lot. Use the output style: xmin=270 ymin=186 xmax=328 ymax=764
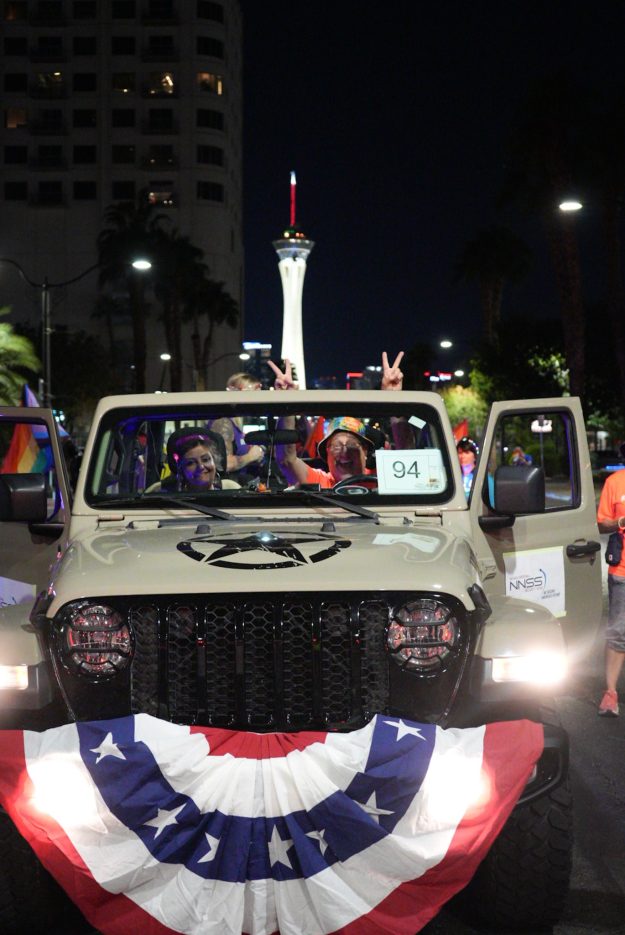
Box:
xmin=0 ymin=391 xmax=602 ymax=932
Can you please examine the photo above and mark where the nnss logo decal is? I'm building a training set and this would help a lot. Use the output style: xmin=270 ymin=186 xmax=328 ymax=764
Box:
xmin=177 ymin=530 xmax=351 ymax=570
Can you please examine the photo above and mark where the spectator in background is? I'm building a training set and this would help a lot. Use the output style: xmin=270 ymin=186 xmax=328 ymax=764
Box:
xmin=209 ymin=372 xmax=265 ymax=481
xmin=456 ymin=436 xmax=478 ymax=498
xmin=596 ymin=442 xmax=625 ymax=717
xmin=510 ymin=445 xmax=533 ymax=466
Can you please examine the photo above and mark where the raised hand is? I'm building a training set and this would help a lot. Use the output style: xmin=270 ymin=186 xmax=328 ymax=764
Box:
xmin=268 ymin=358 xmax=299 ymax=390
xmin=381 ymin=350 xmax=404 ymax=391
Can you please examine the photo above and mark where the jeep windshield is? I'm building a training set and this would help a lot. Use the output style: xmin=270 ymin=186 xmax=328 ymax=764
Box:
xmin=84 ymin=394 xmax=456 ymax=508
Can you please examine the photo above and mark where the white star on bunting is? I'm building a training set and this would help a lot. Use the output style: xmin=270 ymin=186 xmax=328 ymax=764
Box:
xmin=306 ymin=828 xmax=328 ymax=856
xmin=384 ymin=718 xmax=427 ymax=741
xmin=143 ymin=804 xmax=186 ymax=838
xmin=269 ymin=825 xmax=293 ymax=869
xmin=356 ymin=791 xmax=394 ymax=823
xmin=197 ymin=832 xmax=221 ymax=863
xmin=90 ymin=732 xmax=126 ymax=764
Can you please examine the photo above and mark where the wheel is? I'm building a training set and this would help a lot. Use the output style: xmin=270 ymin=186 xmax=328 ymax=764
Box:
xmin=0 ymin=809 xmax=85 ymax=934
xmin=456 ymin=777 xmax=573 ymax=931
xmin=332 ymin=473 xmax=378 ymax=493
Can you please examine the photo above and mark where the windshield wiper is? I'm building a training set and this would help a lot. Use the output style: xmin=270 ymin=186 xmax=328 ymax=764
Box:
xmin=286 ymin=489 xmax=379 ymax=522
xmin=97 ymin=493 xmax=236 ymax=521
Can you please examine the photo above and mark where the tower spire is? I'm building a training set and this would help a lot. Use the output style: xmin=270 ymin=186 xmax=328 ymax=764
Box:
xmin=272 ymin=172 xmax=314 ymax=388
xmin=290 ymin=170 xmax=296 ymax=228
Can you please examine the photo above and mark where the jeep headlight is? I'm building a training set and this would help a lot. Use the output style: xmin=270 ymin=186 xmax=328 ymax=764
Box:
xmin=491 ymin=652 xmax=567 ymax=685
xmin=387 ymin=598 xmax=459 ymax=672
xmin=60 ymin=602 xmax=132 ymax=677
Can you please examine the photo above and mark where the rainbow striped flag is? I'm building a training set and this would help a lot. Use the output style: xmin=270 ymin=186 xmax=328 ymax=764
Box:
xmin=0 ymin=383 xmax=69 ymax=474
xmin=0 ymin=421 xmax=51 ymax=474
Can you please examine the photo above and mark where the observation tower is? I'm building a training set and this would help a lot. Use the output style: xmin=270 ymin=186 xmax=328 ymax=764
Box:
xmin=272 ymin=172 xmax=314 ymax=388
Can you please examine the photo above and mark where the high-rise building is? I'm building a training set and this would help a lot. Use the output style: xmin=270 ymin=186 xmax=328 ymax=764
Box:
xmin=0 ymin=0 xmax=243 ymax=391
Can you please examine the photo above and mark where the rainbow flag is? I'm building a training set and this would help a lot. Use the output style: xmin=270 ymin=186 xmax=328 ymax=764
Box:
xmin=0 ymin=383 xmax=69 ymax=474
xmin=0 ymin=422 xmax=51 ymax=474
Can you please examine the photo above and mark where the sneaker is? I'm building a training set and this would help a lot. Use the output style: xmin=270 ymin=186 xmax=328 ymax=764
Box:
xmin=598 ymin=690 xmax=619 ymax=717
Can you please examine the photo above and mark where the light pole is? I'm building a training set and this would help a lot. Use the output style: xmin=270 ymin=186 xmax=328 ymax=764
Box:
xmin=0 ymin=257 xmax=151 ymax=407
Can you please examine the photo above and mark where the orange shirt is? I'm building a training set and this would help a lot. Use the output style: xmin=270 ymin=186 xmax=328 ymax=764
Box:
xmin=597 ymin=469 xmax=625 ymax=577
xmin=303 ymin=464 xmax=375 ymax=489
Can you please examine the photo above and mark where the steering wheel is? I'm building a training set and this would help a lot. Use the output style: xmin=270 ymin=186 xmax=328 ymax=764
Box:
xmin=332 ymin=473 xmax=378 ymax=493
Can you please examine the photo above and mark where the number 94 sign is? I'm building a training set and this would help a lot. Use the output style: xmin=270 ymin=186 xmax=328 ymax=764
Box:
xmin=375 ymin=449 xmax=446 ymax=495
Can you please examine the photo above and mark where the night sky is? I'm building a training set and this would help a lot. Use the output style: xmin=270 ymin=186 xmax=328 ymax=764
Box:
xmin=241 ymin=1 xmax=624 ymax=381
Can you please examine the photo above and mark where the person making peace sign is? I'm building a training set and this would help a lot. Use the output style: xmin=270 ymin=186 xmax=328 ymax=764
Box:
xmin=267 ymin=351 xmax=404 ymax=489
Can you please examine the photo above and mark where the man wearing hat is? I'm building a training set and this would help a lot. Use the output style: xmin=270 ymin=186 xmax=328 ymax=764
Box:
xmin=277 ymin=415 xmax=376 ymax=489
xmin=267 ymin=352 xmax=403 ymax=489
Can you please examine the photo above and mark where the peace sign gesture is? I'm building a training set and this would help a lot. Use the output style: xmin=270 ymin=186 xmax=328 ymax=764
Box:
xmin=267 ymin=358 xmax=299 ymax=390
xmin=381 ymin=350 xmax=404 ymax=391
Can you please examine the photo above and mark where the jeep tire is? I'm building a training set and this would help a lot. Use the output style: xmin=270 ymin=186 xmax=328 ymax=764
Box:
xmin=458 ymin=777 xmax=573 ymax=931
xmin=0 ymin=810 xmax=84 ymax=934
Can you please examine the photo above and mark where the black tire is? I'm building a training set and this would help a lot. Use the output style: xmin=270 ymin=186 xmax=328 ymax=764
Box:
xmin=457 ymin=777 xmax=573 ymax=932
xmin=0 ymin=809 xmax=85 ymax=934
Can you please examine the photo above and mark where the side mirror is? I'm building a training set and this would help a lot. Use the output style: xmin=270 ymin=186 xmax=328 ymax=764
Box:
xmin=494 ymin=464 xmax=545 ymax=514
xmin=0 ymin=473 xmax=48 ymax=522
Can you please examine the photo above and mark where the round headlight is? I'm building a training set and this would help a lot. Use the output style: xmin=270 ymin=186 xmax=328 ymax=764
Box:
xmin=60 ymin=602 xmax=132 ymax=677
xmin=386 ymin=598 xmax=459 ymax=672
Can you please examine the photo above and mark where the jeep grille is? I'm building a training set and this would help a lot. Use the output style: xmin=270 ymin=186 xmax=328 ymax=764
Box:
xmin=122 ymin=592 xmax=469 ymax=730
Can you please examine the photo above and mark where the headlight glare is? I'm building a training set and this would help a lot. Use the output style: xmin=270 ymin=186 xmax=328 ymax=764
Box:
xmin=491 ymin=653 xmax=567 ymax=685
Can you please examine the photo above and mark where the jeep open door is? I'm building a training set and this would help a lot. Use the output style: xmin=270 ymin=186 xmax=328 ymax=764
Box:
xmin=469 ymin=397 xmax=602 ymax=653
xmin=0 ymin=406 xmax=70 ymax=721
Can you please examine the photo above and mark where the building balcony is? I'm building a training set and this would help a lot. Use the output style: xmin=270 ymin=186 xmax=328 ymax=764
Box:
xmin=141 ymin=15 xmax=179 ymax=26
xmin=29 ymin=194 xmax=66 ymax=207
xmin=30 ymin=49 xmax=67 ymax=63
xmin=142 ymin=121 xmax=179 ymax=134
xmin=29 ymin=157 xmax=67 ymax=170
xmin=29 ymin=14 xmax=68 ymax=27
xmin=141 ymin=156 xmax=178 ymax=169
xmin=141 ymin=47 xmax=179 ymax=62
xmin=141 ymin=86 xmax=178 ymax=99
xmin=29 ymin=84 xmax=67 ymax=99
xmin=29 ymin=121 xmax=67 ymax=135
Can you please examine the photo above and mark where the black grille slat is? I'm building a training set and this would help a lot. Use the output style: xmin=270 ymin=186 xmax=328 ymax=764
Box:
xmin=126 ymin=593 xmax=462 ymax=730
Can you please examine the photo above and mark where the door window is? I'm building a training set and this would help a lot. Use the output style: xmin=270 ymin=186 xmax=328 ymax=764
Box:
xmin=0 ymin=418 xmax=63 ymax=519
xmin=483 ymin=410 xmax=579 ymax=511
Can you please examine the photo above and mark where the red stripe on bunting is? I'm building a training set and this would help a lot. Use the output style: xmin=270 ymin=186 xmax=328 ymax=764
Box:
xmin=190 ymin=724 xmax=328 ymax=758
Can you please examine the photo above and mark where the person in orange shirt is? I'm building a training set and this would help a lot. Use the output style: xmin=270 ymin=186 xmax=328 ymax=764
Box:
xmin=268 ymin=352 xmax=404 ymax=489
xmin=596 ymin=449 xmax=625 ymax=716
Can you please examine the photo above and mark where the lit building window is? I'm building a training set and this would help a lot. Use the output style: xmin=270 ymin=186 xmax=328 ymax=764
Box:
xmin=146 ymin=71 xmax=175 ymax=96
xmin=197 ymin=72 xmax=223 ymax=95
xmin=148 ymin=181 xmax=174 ymax=206
xmin=112 ymin=73 xmax=136 ymax=93
xmin=5 ymin=107 xmax=27 ymax=129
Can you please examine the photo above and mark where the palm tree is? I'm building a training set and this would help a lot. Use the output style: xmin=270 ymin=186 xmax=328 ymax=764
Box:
xmin=0 ymin=307 xmax=40 ymax=405
xmin=500 ymin=74 xmax=588 ymax=399
xmin=97 ymin=190 xmax=166 ymax=392
xmin=455 ymin=227 xmax=531 ymax=346
xmin=152 ymin=229 xmax=208 ymax=391
xmin=187 ymin=279 xmax=239 ymax=390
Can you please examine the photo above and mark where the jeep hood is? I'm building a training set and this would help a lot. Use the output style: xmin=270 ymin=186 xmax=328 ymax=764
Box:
xmin=47 ymin=521 xmax=480 ymax=614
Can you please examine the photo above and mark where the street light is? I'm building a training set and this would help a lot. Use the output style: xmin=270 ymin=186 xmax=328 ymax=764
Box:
xmin=559 ymin=200 xmax=583 ymax=213
xmin=0 ymin=256 xmax=151 ymax=407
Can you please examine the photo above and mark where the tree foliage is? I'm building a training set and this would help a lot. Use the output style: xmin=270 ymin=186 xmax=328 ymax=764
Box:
xmin=0 ymin=307 xmax=40 ymax=405
xmin=439 ymin=385 xmax=489 ymax=438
